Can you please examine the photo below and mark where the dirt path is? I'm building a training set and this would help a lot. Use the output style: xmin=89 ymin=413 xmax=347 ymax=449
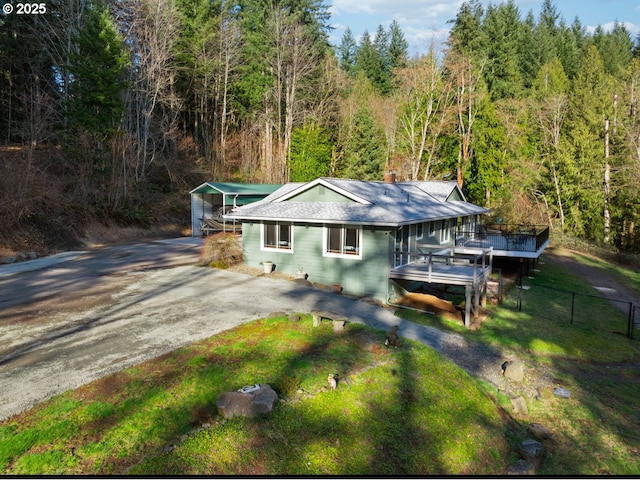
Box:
xmin=543 ymin=247 xmax=640 ymax=320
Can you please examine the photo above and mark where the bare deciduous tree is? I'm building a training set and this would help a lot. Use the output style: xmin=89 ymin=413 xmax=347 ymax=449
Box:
xmin=397 ymin=49 xmax=454 ymax=180
xmin=263 ymin=7 xmax=321 ymax=182
xmin=120 ymin=0 xmax=182 ymax=184
xmin=445 ymin=50 xmax=485 ymax=189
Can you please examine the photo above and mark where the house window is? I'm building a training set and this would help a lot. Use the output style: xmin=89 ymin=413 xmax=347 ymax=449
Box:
xmin=262 ymin=222 xmax=293 ymax=252
xmin=428 ymin=221 xmax=436 ymax=237
xmin=324 ymin=224 xmax=362 ymax=258
xmin=440 ymin=220 xmax=450 ymax=243
xmin=416 ymin=223 xmax=424 ymax=240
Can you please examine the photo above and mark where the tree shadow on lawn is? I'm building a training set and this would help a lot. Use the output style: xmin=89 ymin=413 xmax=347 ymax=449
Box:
xmin=1 ymin=315 xmax=515 ymax=475
xmin=126 ymin=319 xmax=512 ymax=475
xmin=485 ymin=253 xmax=640 ymax=475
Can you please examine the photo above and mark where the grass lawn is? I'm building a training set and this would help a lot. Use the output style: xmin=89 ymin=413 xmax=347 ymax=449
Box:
xmin=0 ymin=319 xmax=512 ymax=475
xmin=1 ymin=250 xmax=639 ymax=475
xmin=397 ymin=251 xmax=640 ymax=475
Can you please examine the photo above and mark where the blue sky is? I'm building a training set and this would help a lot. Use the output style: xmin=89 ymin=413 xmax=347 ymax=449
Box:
xmin=327 ymin=0 xmax=640 ymax=57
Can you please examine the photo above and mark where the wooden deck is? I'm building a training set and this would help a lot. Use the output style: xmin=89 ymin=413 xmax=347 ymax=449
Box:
xmin=390 ymin=247 xmax=492 ymax=286
xmin=389 ymin=247 xmax=493 ymax=327
xmin=456 ymin=225 xmax=550 ymax=258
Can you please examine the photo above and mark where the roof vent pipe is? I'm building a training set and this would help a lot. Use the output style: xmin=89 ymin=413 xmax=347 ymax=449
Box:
xmin=384 ymin=171 xmax=396 ymax=183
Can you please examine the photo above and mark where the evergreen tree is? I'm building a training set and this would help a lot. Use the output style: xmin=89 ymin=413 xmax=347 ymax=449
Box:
xmin=466 ymin=99 xmax=506 ymax=206
xmin=447 ymin=0 xmax=486 ymax=56
xmin=534 ymin=0 xmax=561 ymax=67
xmin=597 ymin=22 xmax=634 ymax=77
xmin=566 ymin=45 xmax=615 ymax=239
xmin=482 ymin=1 xmax=523 ymax=100
xmin=354 ymin=31 xmax=380 ymax=89
xmin=556 ymin=20 xmax=582 ymax=79
xmin=518 ymin=11 xmax=540 ymax=89
xmin=68 ymin=5 xmax=129 ymax=141
xmin=388 ymin=20 xmax=408 ymax=70
xmin=342 ymin=108 xmax=386 ymax=180
xmin=289 ymin=122 xmax=333 ymax=181
xmin=372 ymin=24 xmax=391 ymax=94
xmin=337 ymin=27 xmax=357 ymax=76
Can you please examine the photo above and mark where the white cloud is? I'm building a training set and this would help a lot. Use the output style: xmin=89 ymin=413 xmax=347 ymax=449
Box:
xmin=328 ymin=0 xmax=462 ymax=56
xmin=405 ymin=27 xmax=451 ymax=58
xmin=585 ymin=20 xmax=640 ymax=36
xmin=330 ymin=0 xmax=462 ymax=24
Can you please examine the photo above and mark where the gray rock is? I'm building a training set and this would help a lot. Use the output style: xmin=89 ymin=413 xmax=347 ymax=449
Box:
xmin=508 ymin=459 xmax=536 ymax=475
xmin=518 ymin=438 xmax=544 ymax=468
xmin=511 ymin=396 xmax=528 ymax=417
xmin=216 ymin=384 xmax=278 ymax=419
xmin=1 ymin=256 xmax=16 ymax=265
xmin=528 ymin=422 xmax=552 ymax=441
xmin=503 ymin=360 xmax=524 ymax=383
xmin=288 ymin=313 xmax=301 ymax=322
xmin=553 ymin=387 xmax=570 ymax=398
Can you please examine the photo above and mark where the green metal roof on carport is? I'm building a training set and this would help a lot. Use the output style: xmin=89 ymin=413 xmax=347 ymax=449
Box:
xmin=189 ymin=182 xmax=282 ymax=206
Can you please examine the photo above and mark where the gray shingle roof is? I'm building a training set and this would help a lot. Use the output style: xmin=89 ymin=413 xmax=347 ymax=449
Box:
xmin=226 ymin=178 xmax=488 ymax=226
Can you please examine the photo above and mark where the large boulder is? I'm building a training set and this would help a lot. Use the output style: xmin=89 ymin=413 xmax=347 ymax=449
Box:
xmin=502 ymin=360 xmax=524 ymax=383
xmin=216 ymin=384 xmax=278 ymax=419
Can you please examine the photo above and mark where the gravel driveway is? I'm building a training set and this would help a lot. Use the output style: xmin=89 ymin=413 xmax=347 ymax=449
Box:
xmin=5 ymin=239 xmax=589 ymax=422
xmin=0 ymin=240 xmax=466 ymax=421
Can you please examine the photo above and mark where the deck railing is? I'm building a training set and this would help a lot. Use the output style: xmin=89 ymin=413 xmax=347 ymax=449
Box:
xmin=455 ymin=225 xmax=549 ymax=253
xmin=391 ymin=247 xmax=493 ymax=285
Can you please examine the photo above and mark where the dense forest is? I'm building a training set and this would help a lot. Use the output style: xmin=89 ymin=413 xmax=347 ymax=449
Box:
xmin=1 ymin=0 xmax=640 ymax=252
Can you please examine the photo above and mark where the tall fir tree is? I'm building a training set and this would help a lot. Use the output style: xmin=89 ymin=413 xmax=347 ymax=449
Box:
xmin=596 ymin=22 xmax=634 ymax=77
xmin=289 ymin=122 xmax=333 ymax=181
xmin=342 ymin=107 xmax=386 ymax=180
xmin=68 ymin=4 xmax=129 ymax=141
xmin=337 ymin=27 xmax=357 ymax=76
xmin=518 ymin=11 xmax=540 ymax=89
xmin=388 ymin=20 xmax=408 ymax=70
xmin=447 ymin=0 xmax=486 ymax=56
xmin=482 ymin=1 xmax=523 ymax=100
xmin=566 ymin=45 xmax=614 ymax=239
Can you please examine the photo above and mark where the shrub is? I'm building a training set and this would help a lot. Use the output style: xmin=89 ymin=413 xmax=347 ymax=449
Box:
xmin=199 ymin=233 xmax=242 ymax=269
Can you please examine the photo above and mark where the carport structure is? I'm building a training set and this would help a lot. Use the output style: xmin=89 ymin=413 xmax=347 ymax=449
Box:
xmin=190 ymin=182 xmax=281 ymax=236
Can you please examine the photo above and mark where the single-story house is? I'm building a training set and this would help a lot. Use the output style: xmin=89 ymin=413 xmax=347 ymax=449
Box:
xmin=226 ymin=176 xmax=493 ymax=324
xmin=190 ymin=182 xmax=282 ymax=236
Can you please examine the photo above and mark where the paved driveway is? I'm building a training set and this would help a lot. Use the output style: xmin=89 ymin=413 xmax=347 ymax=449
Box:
xmin=0 ymin=237 xmax=455 ymax=421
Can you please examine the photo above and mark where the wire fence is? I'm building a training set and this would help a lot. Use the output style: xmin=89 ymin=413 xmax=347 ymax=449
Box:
xmin=501 ymin=282 xmax=637 ymax=339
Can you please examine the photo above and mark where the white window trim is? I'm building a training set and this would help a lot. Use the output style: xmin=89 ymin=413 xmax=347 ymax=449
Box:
xmin=440 ymin=219 xmax=451 ymax=243
xmin=428 ymin=221 xmax=436 ymax=237
xmin=416 ymin=223 xmax=424 ymax=240
xmin=322 ymin=224 xmax=363 ymax=259
xmin=261 ymin=221 xmax=294 ymax=253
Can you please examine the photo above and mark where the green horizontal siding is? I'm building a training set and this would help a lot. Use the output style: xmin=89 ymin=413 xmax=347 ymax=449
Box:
xmin=241 ymin=222 xmax=392 ymax=301
xmin=289 ymin=185 xmax=353 ymax=202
